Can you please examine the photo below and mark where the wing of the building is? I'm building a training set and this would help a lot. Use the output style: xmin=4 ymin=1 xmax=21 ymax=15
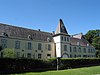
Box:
xmin=0 ymin=23 xmax=55 ymax=59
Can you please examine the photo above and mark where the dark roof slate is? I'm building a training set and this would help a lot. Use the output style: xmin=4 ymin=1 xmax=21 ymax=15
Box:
xmin=0 ymin=23 xmax=53 ymax=42
xmin=55 ymin=19 xmax=68 ymax=34
xmin=70 ymin=33 xmax=93 ymax=47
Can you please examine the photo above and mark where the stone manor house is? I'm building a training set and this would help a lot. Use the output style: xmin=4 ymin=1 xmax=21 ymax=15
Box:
xmin=0 ymin=19 xmax=96 ymax=60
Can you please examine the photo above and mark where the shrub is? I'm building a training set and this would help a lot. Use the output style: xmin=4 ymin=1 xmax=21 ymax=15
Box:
xmin=0 ymin=58 xmax=100 ymax=74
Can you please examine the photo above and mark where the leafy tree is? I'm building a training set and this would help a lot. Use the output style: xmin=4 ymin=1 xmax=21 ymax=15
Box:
xmin=96 ymin=50 xmax=100 ymax=57
xmin=92 ymin=36 xmax=100 ymax=50
xmin=85 ymin=30 xmax=100 ymax=44
xmin=3 ymin=48 xmax=16 ymax=58
xmin=85 ymin=29 xmax=100 ymax=57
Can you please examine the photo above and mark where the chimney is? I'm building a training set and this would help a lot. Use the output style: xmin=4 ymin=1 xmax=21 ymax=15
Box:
xmin=38 ymin=29 xmax=40 ymax=31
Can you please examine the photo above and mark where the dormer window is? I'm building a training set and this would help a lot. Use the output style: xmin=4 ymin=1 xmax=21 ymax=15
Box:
xmin=77 ymin=42 xmax=80 ymax=45
xmin=28 ymin=34 xmax=32 ymax=40
xmin=47 ymin=37 xmax=51 ymax=42
xmin=2 ymin=32 xmax=8 ymax=37
xmin=87 ymin=44 xmax=89 ymax=46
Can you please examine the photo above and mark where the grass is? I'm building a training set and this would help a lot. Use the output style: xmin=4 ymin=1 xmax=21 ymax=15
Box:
xmin=11 ymin=66 xmax=100 ymax=75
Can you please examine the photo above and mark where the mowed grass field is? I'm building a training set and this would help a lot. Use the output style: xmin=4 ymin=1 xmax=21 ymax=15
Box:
xmin=11 ymin=66 xmax=100 ymax=75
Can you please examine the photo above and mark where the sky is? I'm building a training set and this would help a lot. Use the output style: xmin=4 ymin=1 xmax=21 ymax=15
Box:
xmin=0 ymin=0 xmax=100 ymax=35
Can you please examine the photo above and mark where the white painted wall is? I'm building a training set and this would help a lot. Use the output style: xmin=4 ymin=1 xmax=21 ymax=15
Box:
xmin=53 ymin=36 xmax=61 ymax=57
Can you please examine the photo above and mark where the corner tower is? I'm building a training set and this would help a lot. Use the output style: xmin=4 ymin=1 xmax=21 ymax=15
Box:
xmin=53 ymin=19 xmax=70 ymax=58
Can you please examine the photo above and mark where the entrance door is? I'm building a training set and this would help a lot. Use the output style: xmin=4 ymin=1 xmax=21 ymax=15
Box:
xmin=62 ymin=53 xmax=68 ymax=58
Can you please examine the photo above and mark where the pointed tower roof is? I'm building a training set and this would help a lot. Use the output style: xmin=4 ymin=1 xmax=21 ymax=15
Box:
xmin=55 ymin=19 xmax=68 ymax=34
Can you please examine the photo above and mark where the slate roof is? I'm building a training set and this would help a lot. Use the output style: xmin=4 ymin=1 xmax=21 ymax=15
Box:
xmin=55 ymin=19 xmax=68 ymax=34
xmin=0 ymin=21 xmax=94 ymax=47
xmin=70 ymin=33 xmax=92 ymax=47
xmin=0 ymin=23 xmax=53 ymax=42
xmin=71 ymin=37 xmax=88 ymax=46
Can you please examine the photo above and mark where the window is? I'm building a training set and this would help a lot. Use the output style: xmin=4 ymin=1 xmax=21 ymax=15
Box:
xmin=64 ymin=37 xmax=66 ymax=41
xmin=67 ymin=37 xmax=69 ymax=42
xmin=15 ymin=41 xmax=20 ymax=49
xmin=45 ymin=44 xmax=47 ymax=50
xmin=61 ymin=36 xmax=63 ymax=41
xmin=91 ymin=49 xmax=92 ymax=53
xmin=77 ymin=42 xmax=80 ymax=45
xmin=74 ymin=55 xmax=77 ymax=58
xmin=64 ymin=45 xmax=67 ymax=51
xmin=22 ymin=54 xmax=24 ymax=58
xmin=28 ymin=34 xmax=32 ymax=40
xmin=78 ymin=47 xmax=81 ymax=52
xmin=88 ymin=48 xmax=90 ymax=53
xmin=38 ymin=54 xmax=42 ymax=59
xmin=70 ymin=54 xmax=72 ymax=58
xmin=87 ymin=44 xmax=89 ymax=46
xmin=48 ymin=44 xmax=51 ymax=50
xmin=38 ymin=43 xmax=42 ymax=50
xmin=1 ymin=39 xmax=7 ymax=48
xmin=47 ymin=37 xmax=51 ymax=42
xmin=83 ymin=55 xmax=87 ymax=57
xmin=47 ymin=54 xmax=51 ymax=59
xmin=28 ymin=42 xmax=32 ymax=50
xmin=78 ymin=55 xmax=81 ymax=57
xmin=2 ymin=32 xmax=8 ymax=37
xmin=73 ymin=47 xmax=77 ymax=52
xmin=27 ymin=53 xmax=31 ymax=58
xmin=83 ymin=48 xmax=86 ymax=53
xmin=16 ymin=52 xmax=20 ymax=58
xmin=70 ymin=47 xmax=72 ymax=52
xmin=93 ymin=49 xmax=95 ymax=53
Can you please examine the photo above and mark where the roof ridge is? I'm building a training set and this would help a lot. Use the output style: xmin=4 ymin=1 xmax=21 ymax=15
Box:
xmin=0 ymin=23 xmax=52 ymax=34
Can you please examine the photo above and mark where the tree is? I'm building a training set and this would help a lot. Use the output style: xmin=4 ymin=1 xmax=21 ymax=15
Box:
xmin=85 ymin=30 xmax=100 ymax=44
xmin=85 ymin=29 xmax=100 ymax=57
xmin=92 ymin=37 xmax=100 ymax=50
xmin=3 ymin=48 xmax=16 ymax=58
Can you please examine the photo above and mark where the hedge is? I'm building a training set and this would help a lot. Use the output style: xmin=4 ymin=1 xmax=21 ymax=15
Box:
xmin=0 ymin=58 xmax=53 ymax=74
xmin=50 ymin=58 xmax=100 ymax=69
xmin=0 ymin=58 xmax=100 ymax=74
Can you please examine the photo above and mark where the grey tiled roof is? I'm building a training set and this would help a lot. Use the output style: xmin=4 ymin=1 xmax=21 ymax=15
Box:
xmin=70 ymin=37 xmax=88 ymax=46
xmin=70 ymin=33 xmax=92 ymax=47
xmin=0 ymin=23 xmax=53 ymax=42
xmin=55 ymin=19 xmax=68 ymax=34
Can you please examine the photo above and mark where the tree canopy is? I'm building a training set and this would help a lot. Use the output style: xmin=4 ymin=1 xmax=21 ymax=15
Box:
xmin=85 ymin=29 xmax=100 ymax=57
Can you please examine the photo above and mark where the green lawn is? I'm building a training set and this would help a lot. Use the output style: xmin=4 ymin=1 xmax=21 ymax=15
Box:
xmin=11 ymin=66 xmax=100 ymax=75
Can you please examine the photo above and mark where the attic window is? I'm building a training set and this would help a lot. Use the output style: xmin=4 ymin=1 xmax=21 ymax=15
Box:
xmin=28 ymin=35 xmax=32 ymax=40
xmin=77 ymin=42 xmax=80 ymax=45
xmin=2 ymin=32 xmax=8 ymax=37
xmin=87 ymin=44 xmax=89 ymax=46
xmin=47 ymin=37 xmax=51 ymax=42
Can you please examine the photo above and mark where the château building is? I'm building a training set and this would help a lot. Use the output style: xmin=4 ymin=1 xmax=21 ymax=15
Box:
xmin=0 ymin=19 xmax=96 ymax=59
